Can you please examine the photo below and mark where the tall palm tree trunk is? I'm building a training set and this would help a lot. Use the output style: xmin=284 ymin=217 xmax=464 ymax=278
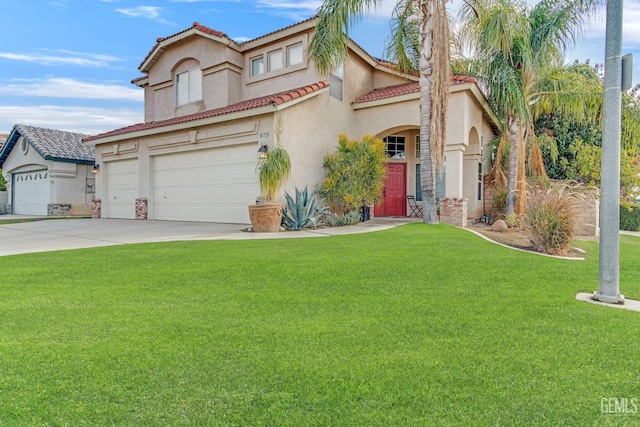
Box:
xmin=505 ymin=116 xmax=519 ymax=216
xmin=420 ymin=0 xmax=449 ymax=224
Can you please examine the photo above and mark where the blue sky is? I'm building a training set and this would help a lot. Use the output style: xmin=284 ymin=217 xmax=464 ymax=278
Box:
xmin=0 ymin=0 xmax=638 ymax=136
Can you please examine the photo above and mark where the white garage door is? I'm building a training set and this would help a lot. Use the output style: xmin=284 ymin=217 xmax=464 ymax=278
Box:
xmin=105 ymin=158 xmax=138 ymax=219
xmin=152 ymin=144 xmax=259 ymax=223
xmin=13 ymin=170 xmax=50 ymax=215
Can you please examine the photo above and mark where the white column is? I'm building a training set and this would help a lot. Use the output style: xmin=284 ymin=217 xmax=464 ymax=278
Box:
xmin=445 ymin=145 xmax=465 ymax=198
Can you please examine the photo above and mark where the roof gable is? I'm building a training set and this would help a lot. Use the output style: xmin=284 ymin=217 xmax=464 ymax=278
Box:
xmin=139 ymin=22 xmax=237 ymax=73
xmin=0 ymin=125 xmax=94 ymax=168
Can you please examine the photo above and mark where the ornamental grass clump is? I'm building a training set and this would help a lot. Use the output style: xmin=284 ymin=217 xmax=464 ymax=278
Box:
xmin=524 ymin=186 xmax=577 ymax=256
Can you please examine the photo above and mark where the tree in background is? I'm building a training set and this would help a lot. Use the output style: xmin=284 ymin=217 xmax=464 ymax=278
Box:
xmin=457 ymin=0 xmax=600 ymax=215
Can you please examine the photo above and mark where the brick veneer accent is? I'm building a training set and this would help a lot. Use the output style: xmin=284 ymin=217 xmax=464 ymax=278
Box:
xmin=136 ymin=198 xmax=148 ymax=220
xmin=439 ymin=198 xmax=468 ymax=227
xmin=91 ymin=199 xmax=102 ymax=219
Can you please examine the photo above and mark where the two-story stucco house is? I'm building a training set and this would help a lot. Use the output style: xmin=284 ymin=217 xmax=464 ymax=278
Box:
xmin=84 ymin=17 xmax=498 ymax=225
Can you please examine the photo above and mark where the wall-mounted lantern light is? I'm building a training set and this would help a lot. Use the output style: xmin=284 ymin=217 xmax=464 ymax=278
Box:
xmin=92 ymin=164 xmax=100 ymax=174
xmin=258 ymin=145 xmax=268 ymax=160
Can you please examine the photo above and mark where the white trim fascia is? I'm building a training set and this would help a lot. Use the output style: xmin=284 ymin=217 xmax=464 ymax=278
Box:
xmin=133 ymin=77 xmax=149 ymax=87
xmin=352 ymin=92 xmax=419 ymax=110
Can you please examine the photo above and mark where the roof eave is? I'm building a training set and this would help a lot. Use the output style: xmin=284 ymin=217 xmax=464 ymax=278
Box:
xmin=85 ymin=104 xmax=279 ymax=145
xmin=352 ymin=92 xmax=419 ymax=110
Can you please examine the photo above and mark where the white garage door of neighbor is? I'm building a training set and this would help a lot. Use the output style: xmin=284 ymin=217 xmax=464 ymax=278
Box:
xmin=13 ymin=170 xmax=50 ymax=215
xmin=105 ymin=158 xmax=139 ymax=219
xmin=153 ymin=144 xmax=259 ymax=223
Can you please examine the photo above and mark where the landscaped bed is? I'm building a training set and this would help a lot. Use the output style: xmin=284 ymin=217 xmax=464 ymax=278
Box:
xmin=0 ymin=223 xmax=638 ymax=425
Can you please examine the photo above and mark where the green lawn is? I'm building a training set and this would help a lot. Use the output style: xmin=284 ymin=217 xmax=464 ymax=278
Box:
xmin=1 ymin=223 xmax=639 ymax=426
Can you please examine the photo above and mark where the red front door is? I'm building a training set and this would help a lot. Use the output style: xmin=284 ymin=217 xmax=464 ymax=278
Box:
xmin=375 ymin=163 xmax=406 ymax=217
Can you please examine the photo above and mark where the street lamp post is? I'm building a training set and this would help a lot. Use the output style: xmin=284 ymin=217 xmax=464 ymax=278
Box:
xmin=594 ymin=0 xmax=625 ymax=304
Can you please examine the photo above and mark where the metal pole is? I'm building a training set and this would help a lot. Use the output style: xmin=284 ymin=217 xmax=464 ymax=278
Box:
xmin=594 ymin=0 xmax=625 ymax=304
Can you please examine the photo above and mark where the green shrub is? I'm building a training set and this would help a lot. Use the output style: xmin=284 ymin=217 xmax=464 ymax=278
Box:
xmin=620 ymin=204 xmax=640 ymax=231
xmin=524 ymin=186 xmax=577 ymax=256
xmin=326 ymin=210 xmax=361 ymax=227
xmin=283 ymin=187 xmax=331 ymax=230
xmin=320 ymin=134 xmax=387 ymax=213
xmin=0 ymin=171 xmax=5 ymax=192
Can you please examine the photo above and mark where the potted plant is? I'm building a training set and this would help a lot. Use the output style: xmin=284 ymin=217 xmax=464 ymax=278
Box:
xmin=248 ymin=117 xmax=291 ymax=232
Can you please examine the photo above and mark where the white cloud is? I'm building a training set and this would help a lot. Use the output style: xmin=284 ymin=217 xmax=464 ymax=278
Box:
xmin=115 ymin=6 xmax=174 ymax=24
xmin=0 ymin=78 xmax=143 ymax=102
xmin=0 ymin=105 xmax=143 ymax=136
xmin=0 ymin=50 xmax=120 ymax=68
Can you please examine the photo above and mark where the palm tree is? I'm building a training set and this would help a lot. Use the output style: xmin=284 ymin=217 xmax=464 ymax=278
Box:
xmin=308 ymin=0 xmax=450 ymax=224
xmin=458 ymin=0 xmax=600 ymax=215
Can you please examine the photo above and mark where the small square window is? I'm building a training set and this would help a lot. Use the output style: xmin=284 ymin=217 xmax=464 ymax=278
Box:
xmin=383 ymin=135 xmax=406 ymax=159
xmin=286 ymin=43 xmax=303 ymax=67
xmin=251 ymin=56 xmax=264 ymax=77
xmin=268 ymin=50 xmax=283 ymax=72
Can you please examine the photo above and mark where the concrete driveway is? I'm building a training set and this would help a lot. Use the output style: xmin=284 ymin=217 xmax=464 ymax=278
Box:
xmin=0 ymin=216 xmax=416 ymax=257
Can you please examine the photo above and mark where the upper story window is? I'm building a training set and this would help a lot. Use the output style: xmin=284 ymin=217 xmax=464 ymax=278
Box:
xmin=329 ymin=62 xmax=344 ymax=101
xmin=251 ymin=56 xmax=264 ymax=77
xmin=383 ymin=135 xmax=405 ymax=159
xmin=176 ymin=67 xmax=202 ymax=106
xmin=286 ymin=43 xmax=304 ymax=67
xmin=268 ymin=50 xmax=283 ymax=72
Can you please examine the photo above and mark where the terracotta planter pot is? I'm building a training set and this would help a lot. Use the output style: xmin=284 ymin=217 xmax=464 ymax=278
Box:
xmin=248 ymin=202 xmax=283 ymax=232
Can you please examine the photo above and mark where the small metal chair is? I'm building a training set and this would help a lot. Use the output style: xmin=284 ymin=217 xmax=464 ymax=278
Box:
xmin=407 ymin=195 xmax=423 ymax=217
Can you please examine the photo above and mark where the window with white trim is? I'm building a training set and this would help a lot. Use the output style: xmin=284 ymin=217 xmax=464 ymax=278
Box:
xmin=268 ymin=49 xmax=283 ymax=72
xmin=329 ymin=62 xmax=344 ymax=101
xmin=251 ymin=56 xmax=264 ymax=77
xmin=176 ymin=68 xmax=202 ymax=106
xmin=383 ymin=135 xmax=405 ymax=159
xmin=415 ymin=135 xmax=421 ymax=158
xmin=286 ymin=43 xmax=303 ymax=67
xmin=415 ymin=163 xmax=446 ymax=201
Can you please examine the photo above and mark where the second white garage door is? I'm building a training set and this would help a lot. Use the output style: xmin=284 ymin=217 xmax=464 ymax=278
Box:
xmin=152 ymin=144 xmax=259 ymax=223
xmin=105 ymin=158 xmax=139 ymax=219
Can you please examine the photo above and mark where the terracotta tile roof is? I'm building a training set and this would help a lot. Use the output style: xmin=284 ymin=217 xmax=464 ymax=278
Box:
xmin=138 ymin=22 xmax=231 ymax=71
xmin=84 ymin=81 xmax=329 ymax=143
xmin=353 ymin=76 xmax=479 ymax=104
xmin=240 ymin=15 xmax=318 ymax=46
xmin=0 ymin=125 xmax=94 ymax=167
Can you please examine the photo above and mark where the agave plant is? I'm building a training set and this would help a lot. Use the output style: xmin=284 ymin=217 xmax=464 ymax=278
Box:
xmin=283 ymin=187 xmax=331 ymax=230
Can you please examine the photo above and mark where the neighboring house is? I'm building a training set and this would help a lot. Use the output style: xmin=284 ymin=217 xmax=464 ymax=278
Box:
xmin=0 ymin=125 xmax=96 ymax=216
xmin=84 ymin=18 xmax=498 ymax=225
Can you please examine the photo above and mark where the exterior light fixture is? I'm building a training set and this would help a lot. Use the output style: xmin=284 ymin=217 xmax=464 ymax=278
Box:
xmin=258 ymin=144 xmax=268 ymax=160
xmin=92 ymin=164 xmax=100 ymax=174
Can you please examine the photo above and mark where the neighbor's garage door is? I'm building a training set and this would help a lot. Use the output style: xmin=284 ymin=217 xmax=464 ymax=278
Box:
xmin=105 ymin=158 xmax=138 ymax=219
xmin=152 ymin=144 xmax=258 ymax=223
xmin=13 ymin=170 xmax=50 ymax=215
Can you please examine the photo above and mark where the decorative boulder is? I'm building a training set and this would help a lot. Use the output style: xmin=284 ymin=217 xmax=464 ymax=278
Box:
xmin=491 ymin=219 xmax=509 ymax=232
